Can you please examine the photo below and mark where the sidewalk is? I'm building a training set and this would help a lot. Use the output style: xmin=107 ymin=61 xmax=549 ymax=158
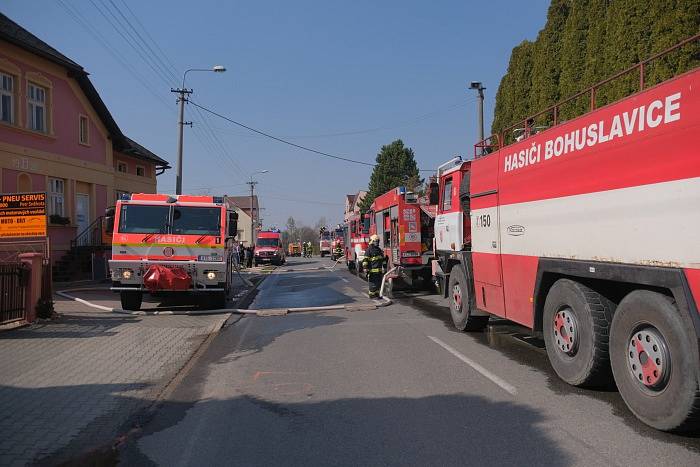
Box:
xmin=0 ymin=293 xmax=229 ymax=466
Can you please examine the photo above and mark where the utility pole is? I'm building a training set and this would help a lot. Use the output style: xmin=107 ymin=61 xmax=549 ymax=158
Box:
xmin=171 ymin=66 xmax=226 ymax=195
xmin=171 ymin=87 xmax=192 ymax=195
xmin=247 ymin=170 xmax=268 ymax=245
xmin=469 ymin=81 xmax=486 ymax=155
xmin=247 ymin=178 xmax=258 ymax=245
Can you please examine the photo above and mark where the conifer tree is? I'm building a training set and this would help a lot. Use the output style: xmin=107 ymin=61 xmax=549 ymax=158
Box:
xmin=358 ymin=140 xmax=421 ymax=213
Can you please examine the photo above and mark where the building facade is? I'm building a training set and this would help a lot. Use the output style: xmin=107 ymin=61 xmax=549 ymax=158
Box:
xmin=0 ymin=13 xmax=169 ymax=262
xmin=344 ymin=190 xmax=366 ymax=222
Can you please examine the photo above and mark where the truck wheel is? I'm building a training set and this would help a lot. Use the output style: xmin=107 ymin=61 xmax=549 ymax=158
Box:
xmin=120 ymin=291 xmax=142 ymax=311
xmin=610 ymin=290 xmax=700 ymax=432
xmin=447 ymin=265 xmax=488 ymax=331
xmin=356 ymin=260 xmax=364 ymax=278
xmin=543 ymin=279 xmax=613 ymax=387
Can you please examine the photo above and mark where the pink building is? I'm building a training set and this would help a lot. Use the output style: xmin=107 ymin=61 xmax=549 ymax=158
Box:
xmin=0 ymin=13 xmax=170 ymax=277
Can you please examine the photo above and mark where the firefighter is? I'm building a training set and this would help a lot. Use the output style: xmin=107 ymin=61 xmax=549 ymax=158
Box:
xmin=333 ymin=242 xmax=343 ymax=261
xmin=362 ymin=234 xmax=385 ymax=299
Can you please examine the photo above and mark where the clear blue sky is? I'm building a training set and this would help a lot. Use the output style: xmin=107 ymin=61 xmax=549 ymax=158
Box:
xmin=4 ymin=0 xmax=550 ymax=228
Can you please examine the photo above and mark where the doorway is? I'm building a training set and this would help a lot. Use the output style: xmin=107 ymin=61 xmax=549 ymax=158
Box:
xmin=76 ymin=193 xmax=90 ymax=245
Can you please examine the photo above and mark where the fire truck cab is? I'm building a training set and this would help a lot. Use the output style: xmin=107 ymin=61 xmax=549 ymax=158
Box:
xmin=368 ymin=186 xmax=435 ymax=291
xmin=330 ymin=225 xmax=345 ymax=261
xmin=254 ymin=230 xmax=285 ymax=266
xmin=319 ymin=227 xmax=331 ymax=257
xmin=344 ymin=212 xmax=370 ymax=274
xmin=105 ymin=193 xmax=238 ymax=311
xmin=431 ymin=68 xmax=700 ymax=432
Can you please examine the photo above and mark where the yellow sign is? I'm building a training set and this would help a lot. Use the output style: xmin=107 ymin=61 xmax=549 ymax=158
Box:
xmin=0 ymin=192 xmax=47 ymax=238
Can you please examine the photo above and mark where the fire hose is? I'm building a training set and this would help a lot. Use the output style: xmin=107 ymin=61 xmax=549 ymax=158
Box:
xmin=55 ymin=266 xmax=395 ymax=316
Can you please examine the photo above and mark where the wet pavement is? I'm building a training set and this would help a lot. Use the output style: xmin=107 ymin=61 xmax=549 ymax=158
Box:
xmin=117 ymin=256 xmax=700 ymax=466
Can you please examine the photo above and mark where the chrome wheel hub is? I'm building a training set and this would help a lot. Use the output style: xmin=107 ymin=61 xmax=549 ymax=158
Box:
xmin=452 ymin=284 xmax=462 ymax=312
xmin=628 ymin=326 xmax=669 ymax=390
xmin=553 ymin=307 xmax=578 ymax=355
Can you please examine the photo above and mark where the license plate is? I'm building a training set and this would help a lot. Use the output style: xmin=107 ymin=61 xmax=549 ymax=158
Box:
xmin=198 ymin=255 xmax=221 ymax=262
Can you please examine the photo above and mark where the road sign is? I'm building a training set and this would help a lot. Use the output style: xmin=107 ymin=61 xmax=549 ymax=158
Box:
xmin=0 ymin=192 xmax=47 ymax=238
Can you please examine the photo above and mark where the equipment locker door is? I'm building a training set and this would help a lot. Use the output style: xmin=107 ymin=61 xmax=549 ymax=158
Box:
xmin=469 ymin=154 xmax=505 ymax=316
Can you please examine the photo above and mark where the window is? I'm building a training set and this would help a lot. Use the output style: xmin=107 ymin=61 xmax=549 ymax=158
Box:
xmin=48 ymin=178 xmax=65 ymax=217
xmin=136 ymin=165 xmax=145 ymax=177
xmin=27 ymin=83 xmax=47 ymax=132
xmin=256 ymin=238 xmax=280 ymax=247
xmin=79 ymin=115 xmax=89 ymax=144
xmin=117 ymin=162 xmax=127 ymax=173
xmin=0 ymin=72 xmax=14 ymax=124
xmin=118 ymin=204 xmax=170 ymax=234
xmin=442 ymin=178 xmax=453 ymax=211
xmin=172 ymin=207 xmax=221 ymax=235
xmin=115 ymin=190 xmax=130 ymax=201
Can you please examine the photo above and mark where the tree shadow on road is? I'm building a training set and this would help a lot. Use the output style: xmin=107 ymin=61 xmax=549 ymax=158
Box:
xmin=213 ymin=313 xmax=347 ymax=364
xmin=121 ymin=392 xmax=571 ymax=467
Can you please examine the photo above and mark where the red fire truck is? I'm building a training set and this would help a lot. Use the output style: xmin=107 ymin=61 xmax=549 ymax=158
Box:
xmin=254 ymin=230 xmax=286 ymax=266
xmin=330 ymin=225 xmax=345 ymax=261
xmin=105 ymin=194 xmax=238 ymax=311
xmin=319 ymin=227 xmax=331 ymax=257
xmin=344 ymin=212 xmax=370 ymax=274
xmin=368 ymin=187 xmax=435 ymax=291
xmin=431 ymin=61 xmax=700 ymax=430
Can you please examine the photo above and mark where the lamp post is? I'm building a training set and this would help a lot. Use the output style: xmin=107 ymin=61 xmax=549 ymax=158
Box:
xmin=247 ymin=170 xmax=268 ymax=245
xmin=171 ymin=65 xmax=226 ymax=194
xmin=469 ymin=81 xmax=485 ymax=155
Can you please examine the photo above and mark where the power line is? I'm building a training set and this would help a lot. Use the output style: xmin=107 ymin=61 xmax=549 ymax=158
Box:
xmin=189 ymin=100 xmax=376 ymax=167
xmin=56 ymin=0 xmax=172 ymax=110
xmin=190 ymin=100 xmax=437 ymax=172
xmin=88 ymin=0 xmax=174 ymax=87
xmin=100 ymin=0 xmax=249 ymax=183
xmin=106 ymin=0 xmax=177 ymax=84
xmin=201 ymin=99 xmax=473 ymax=140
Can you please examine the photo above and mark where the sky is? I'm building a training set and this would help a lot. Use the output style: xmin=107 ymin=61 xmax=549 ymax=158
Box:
xmin=3 ymin=0 xmax=551 ymax=228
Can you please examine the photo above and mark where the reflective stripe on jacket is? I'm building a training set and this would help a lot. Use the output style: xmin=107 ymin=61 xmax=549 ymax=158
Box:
xmin=362 ymin=244 xmax=385 ymax=274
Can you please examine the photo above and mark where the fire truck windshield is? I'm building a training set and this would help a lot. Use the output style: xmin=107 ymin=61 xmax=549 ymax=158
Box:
xmin=117 ymin=205 xmax=221 ymax=235
xmin=256 ymin=238 xmax=280 ymax=247
xmin=171 ymin=207 xmax=221 ymax=235
xmin=118 ymin=204 xmax=170 ymax=234
xmin=321 ymin=232 xmax=330 ymax=240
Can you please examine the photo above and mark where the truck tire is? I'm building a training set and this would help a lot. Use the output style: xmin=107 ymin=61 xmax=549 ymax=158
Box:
xmin=447 ymin=265 xmax=488 ymax=331
xmin=356 ymin=259 xmax=364 ymax=278
xmin=120 ymin=291 xmax=142 ymax=311
xmin=610 ymin=290 xmax=700 ymax=432
xmin=543 ymin=279 xmax=613 ymax=387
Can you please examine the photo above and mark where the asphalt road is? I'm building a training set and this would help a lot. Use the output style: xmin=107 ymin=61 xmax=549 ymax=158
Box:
xmin=120 ymin=256 xmax=700 ymax=466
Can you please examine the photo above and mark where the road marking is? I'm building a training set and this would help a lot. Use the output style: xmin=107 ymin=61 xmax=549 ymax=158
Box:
xmin=339 ymin=276 xmax=349 ymax=283
xmin=428 ymin=335 xmax=517 ymax=396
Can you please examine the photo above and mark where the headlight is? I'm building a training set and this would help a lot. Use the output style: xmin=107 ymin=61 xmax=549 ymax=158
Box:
xmin=122 ymin=269 xmax=133 ymax=280
xmin=206 ymin=271 xmax=217 ymax=280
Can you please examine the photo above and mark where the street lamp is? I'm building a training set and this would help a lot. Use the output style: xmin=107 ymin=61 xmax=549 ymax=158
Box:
xmin=469 ymin=81 xmax=485 ymax=155
xmin=247 ymin=170 xmax=268 ymax=245
xmin=172 ymin=65 xmax=227 ymax=195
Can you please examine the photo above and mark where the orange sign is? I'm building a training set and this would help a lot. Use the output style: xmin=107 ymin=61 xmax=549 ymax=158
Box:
xmin=0 ymin=192 xmax=47 ymax=238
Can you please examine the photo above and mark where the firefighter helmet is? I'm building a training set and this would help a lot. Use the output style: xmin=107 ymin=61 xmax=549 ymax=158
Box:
xmin=370 ymin=234 xmax=380 ymax=244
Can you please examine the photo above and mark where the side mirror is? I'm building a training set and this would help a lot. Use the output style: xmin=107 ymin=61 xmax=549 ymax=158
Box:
xmin=428 ymin=182 xmax=440 ymax=205
xmin=105 ymin=216 xmax=114 ymax=234
xmin=228 ymin=212 xmax=239 ymax=237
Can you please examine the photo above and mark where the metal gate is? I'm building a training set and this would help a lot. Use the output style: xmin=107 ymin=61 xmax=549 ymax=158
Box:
xmin=0 ymin=262 xmax=28 ymax=325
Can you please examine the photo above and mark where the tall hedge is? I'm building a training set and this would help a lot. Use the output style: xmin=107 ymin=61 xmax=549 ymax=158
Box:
xmin=491 ymin=0 xmax=700 ymax=135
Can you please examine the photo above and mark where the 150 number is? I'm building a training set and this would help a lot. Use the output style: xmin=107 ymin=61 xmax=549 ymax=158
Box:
xmin=475 ymin=214 xmax=491 ymax=228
